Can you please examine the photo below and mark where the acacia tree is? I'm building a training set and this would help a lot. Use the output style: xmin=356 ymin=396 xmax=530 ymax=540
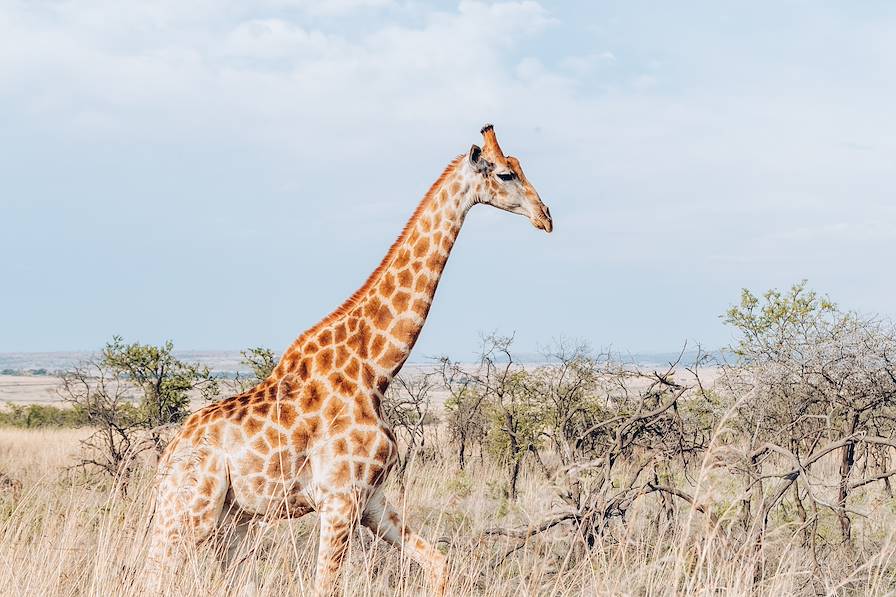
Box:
xmin=440 ymin=357 xmax=489 ymax=470
xmin=484 ymin=346 xmax=716 ymax=556
xmin=457 ymin=334 xmax=543 ymax=500
xmin=382 ymin=371 xmax=437 ymax=481
xmin=235 ymin=346 xmax=277 ymax=391
xmin=59 ymin=336 xmax=220 ymax=484
xmin=722 ymin=282 xmax=896 ymax=543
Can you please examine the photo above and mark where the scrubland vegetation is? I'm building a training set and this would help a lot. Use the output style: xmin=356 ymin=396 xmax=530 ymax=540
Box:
xmin=2 ymin=282 xmax=896 ymax=596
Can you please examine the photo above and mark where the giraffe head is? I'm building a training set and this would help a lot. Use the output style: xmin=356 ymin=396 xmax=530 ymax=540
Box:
xmin=468 ymin=123 xmax=553 ymax=233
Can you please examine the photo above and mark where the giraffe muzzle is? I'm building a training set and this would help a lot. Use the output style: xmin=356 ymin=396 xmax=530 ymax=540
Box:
xmin=531 ymin=204 xmax=553 ymax=233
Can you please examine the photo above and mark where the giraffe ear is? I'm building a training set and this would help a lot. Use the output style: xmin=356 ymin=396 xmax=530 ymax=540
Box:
xmin=469 ymin=144 xmax=482 ymax=164
xmin=469 ymin=144 xmax=492 ymax=176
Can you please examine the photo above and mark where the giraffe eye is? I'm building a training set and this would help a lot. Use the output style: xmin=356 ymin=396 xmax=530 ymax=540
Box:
xmin=496 ymin=172 xmax=516 ymax=182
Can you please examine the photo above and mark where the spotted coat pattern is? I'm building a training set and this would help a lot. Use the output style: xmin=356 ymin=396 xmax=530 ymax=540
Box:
xmin=144 ymin=125 xmax=552 ymax=596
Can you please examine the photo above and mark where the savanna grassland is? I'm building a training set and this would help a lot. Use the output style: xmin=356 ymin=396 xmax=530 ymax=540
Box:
xmin=2 ymin=423 xmax=896 ymax=596
xmin=2 ymin=283 xmax=896 ymax=596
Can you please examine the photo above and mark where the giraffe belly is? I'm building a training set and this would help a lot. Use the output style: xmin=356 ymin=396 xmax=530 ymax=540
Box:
xmin=227 ymin=448 xmax=315 ymax=517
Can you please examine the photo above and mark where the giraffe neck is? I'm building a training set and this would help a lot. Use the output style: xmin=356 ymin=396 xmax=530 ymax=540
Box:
xmin=273 ymin=156 xmax=474 ymax=383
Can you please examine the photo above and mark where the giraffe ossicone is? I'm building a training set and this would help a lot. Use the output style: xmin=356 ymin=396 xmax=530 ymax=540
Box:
xmin=145 ymin=124 xmax=552 ymax=596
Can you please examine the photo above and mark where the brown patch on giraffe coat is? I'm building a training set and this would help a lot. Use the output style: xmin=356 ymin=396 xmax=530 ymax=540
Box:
xmin=369 ymin=334 xmax=387 ymax=359
xmin=253 ymin=402 xmax=271 ymax=417
xmin=275 ymin=402 xmax=297 ymax=427
xmin=297 ymin=357 xmax=312 ymax=380
xmin=282 ymin=353 xmax=298 ymax=372
xmin=231 ymin=407 xmax=248 ymax=424
xmin=265 ymin=427 xmax=288 ymax=449
xmin=207 ymin=422 xmax=223 ymax=446
xmin=390 ymin=317 xmax=417 ymax=346
xmin=426 ymin=252 xmax=444 ymax=271
xmin=397 ymin=268 xmax=413 ymax=287
xmin=315 ymin=348 xmax=334 ymax=371
xmin=393 ymin=291 xmax=411 ymax=312
xmin=251 ymin=435 xmax=270 ymax=455
xmin=330 ymin=415 xmax=351 ymax=434
xmin=380 ymin=344 xmax=406 ymax=367
xmin=334 ymin=344 xmax=350 ymax=368
xmin=291 ymin=416 xmax=321 ymax=449
xmin=240 ymin=453 xmax=264 ymax=476
xmin=363 ymin=295 xmax=383 ymax=318
xmin=374 ymin=304 xmax=392 ymax=330
xmin=329 ymin=372 xmax=357 ymax=396
xmin=333 ymin=322 xmax=347 ymax=343
xmin=331 ymin=461 xmax=351 ymax=485
xmin=450 ymin=181 xmax=460 ymax=194
xmin=355 ymin=399 xmax=377 ymax=426
xmin=362 ymin=364 xmax=376 ymax=388
xmin=199 ymin=477 xmax=216 ymax=498
xmin=347 ymin=320 xmax=371 ymax=359
xmin=353 ymin=462 xmax=366 ymax=480
xmin=323 ymin=397 xmax=348 ymax=423
xmin=380 ymin=272 xmax=397 ymax=297
xmin=414 ymin=275 xmax=430 ymax=293
xmin=395 ymin=249 xmax=411 ymax=269
xmin=413 ymin=237 xmax=430 ymax=258
xmin=299 ymin=381 xmax=325 ymax=411
xmin=412 ymin=299 xmax=430 ymax=319
xmin=267 ymin=450 xmax=289 ymax=478
xmin=349 ymin=429 xmax=375 ymax=456
xmin=344 ymin=358 xmax=360 ymax=379
xmin=333 ymin=438 xmax=348 ymax=456
xmin=244 ymin=416 xmax=263 ymax=436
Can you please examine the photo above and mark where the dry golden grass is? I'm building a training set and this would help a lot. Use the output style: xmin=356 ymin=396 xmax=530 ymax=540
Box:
xmin=2 ymin=427 xmax=896 ymax=596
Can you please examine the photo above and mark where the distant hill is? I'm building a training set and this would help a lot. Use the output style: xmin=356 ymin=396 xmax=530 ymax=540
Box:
xmin=0 ymin=348 xmax=727 ymax=377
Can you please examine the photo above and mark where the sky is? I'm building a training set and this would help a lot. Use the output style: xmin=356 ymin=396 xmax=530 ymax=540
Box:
xmin=1 ymin=1 xmax=895 ymax=360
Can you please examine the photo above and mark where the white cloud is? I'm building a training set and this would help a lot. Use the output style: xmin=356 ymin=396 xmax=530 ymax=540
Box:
xmin=264 ymin=0 xmax=395 ymax=16
xmin=2 ymin=1 xmax=895 ymax=352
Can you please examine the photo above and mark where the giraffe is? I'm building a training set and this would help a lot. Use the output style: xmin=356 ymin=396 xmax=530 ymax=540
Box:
xmin=144 ymin=124 xmax=553 ymax=596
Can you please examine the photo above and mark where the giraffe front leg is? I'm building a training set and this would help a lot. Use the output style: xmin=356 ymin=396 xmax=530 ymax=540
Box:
xmin=361 ymin=490 xmax=448 ymax=597
xmin=314 ymin=494 xmax=360 ymax=597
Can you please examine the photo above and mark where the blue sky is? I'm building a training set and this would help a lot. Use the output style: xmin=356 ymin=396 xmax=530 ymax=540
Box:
xmin=1 ymin=1 xmax=894 ymax=359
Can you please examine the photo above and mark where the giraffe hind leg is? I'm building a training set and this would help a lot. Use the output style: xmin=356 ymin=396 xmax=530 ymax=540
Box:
xmin=145 ymin=445 xmax=229 ymax=594
xmin=216 ymin=503 xmax=258 ymax=597
xmin=361 ymin=489 xmax=448 ymax=597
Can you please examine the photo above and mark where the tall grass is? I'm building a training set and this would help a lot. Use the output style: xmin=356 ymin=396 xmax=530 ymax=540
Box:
xmin=2 ymin=427 xmax=895 ymax=596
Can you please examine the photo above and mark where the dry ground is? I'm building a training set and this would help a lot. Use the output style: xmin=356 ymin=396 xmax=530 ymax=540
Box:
xmin=2 ymin=426 xmax=896 ymax=596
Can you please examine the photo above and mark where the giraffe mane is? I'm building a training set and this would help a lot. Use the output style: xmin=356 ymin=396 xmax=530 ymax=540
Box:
xmin=295 ymin=153 xmax=466 ymax=344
